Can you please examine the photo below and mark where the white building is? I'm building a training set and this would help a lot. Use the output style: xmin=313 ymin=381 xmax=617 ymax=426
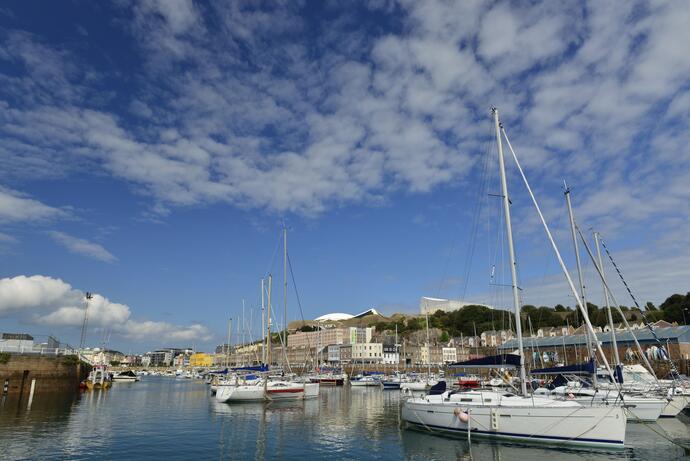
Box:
xmin=382 ymin=343 xmax=399 ymax=365
xmin=289 ymin=326 xmax=373 ymax=348
xmin=0 ymin=333 xmax=34 ymax=352
xmin=442 ymin=347 xmax=457 ymax=364
xmin=419 ymin=297 xmax=492 ymax=315
xmin=351 ymin=343 xmax=383 ymax=364
xmin=327 ymin=344 xmax=341 ymax=363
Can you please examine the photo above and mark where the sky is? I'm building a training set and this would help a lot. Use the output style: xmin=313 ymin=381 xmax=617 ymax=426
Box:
xmin=1 ymin=0 xmax=690 ymax=353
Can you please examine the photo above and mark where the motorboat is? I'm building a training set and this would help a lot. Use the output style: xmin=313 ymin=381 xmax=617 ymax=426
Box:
xmin=112 ymin=370 xmax=140 ymax=382
xmin=350 ymin=376 xmax=381 ymax=387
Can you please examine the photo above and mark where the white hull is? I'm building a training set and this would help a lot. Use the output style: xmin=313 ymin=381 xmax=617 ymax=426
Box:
xmin=402 ymin=391 xmax=626 ymax=449
xmin=112 ymin=376 xmax=138 ymax=382
xmin=215 ymin=384 xmax=265 ymax=402
xmin=266 ymin=381 xmax=305 ymax=401
xmin=572 ymin=396 xmax=664 ymax=422
xmin=400 ymin=381 xmax=437 ymax=391
xmin=351 ymin=380 xmax=380 ymax=387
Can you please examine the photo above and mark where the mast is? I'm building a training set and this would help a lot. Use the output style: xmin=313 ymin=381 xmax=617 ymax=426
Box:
xmin=595 ymin=232 xmax=621 ymax=370
xmin=563 ymin=181 xmax=596 ymax=359
xmin=425 ymin=311 xmax=431 ymax=382
xmin=395 ymin=323 xmax=399 ymax=373
xmin=266 ymin=275 xmax=272 ymax=367
xmin=500 ymin=126 xmax=619 ymax=386
xmin=261 ymin=278 xmax=266 ymax=364
xmin=283 ymin=224 xmax=288 ymax=349
xmin=226 ymin=317 xmax=232 ymax=368
xmin=492 ymin=107 xmax=528 ymax=396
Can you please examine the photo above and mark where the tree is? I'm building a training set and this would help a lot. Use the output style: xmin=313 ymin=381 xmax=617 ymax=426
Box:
xmin=645 ymin=301 xmax=657 ymax=311
xmin=659 ymin=292 xmax=690 ymax=324
xmin=110 ymin=360 xmax=120 ymax=366
xmin=439 ymin=331 xmax=449 ymax=343
xmin=554 ymin=304 xmax=567 ymax=312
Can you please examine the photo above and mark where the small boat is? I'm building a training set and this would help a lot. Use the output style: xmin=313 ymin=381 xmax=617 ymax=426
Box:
xmin=350 ymin=376 xmax=381 ymax=387
xmin=112 ymin=370 xmax=140 ymax=382
xmin=84 ymin=365 xmax=112 ymax=390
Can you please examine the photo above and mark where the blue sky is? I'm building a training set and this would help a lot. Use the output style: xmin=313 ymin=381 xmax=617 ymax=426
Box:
xmin=1 ymin=1 xmax=690 ymax=353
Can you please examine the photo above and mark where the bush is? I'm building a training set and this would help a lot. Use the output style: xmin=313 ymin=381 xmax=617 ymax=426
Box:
xmin=0 ymin=352 xmax=10 ymax=364
xmin=60 ymin=355 xmax=80 ymax=365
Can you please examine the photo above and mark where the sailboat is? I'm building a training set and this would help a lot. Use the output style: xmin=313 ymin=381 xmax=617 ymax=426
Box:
xmin=401 ymin=108 xmax=627 ymax=449
xmin=527 ymin=187 xmax=667 ymax=423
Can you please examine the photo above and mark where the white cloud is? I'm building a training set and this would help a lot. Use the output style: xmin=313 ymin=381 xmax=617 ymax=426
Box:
xmin=48 ymin=231 xmax=117 ymax=263
xmin=0 ymin=275 xmax=75 ymax=314
xmin=1 ymin=1 xmax=690 ymax=310
xmin=0 ymin=274 xmax=211 ymax=343
xmin=0 ymin=187 xmax=67 ymax=222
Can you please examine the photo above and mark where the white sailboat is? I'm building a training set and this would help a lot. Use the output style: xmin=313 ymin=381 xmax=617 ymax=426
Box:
xmin=401 ymin=108 xmax=627 ymax=449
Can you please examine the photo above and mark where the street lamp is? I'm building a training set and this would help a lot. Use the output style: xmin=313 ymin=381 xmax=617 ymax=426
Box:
xmin=682 ymin=307 xmax=688 ymax=325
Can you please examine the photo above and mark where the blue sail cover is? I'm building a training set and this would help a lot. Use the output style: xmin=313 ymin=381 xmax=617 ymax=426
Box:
xmin=208 ymin=368 xmax=229 ymax=375
xmin=232 ymin=365 xmax=269 ymax=372
xmin=531 ymin=359 xmax=595 ymax=375
xmin=449 ymin=354 xmax=521 ymax=369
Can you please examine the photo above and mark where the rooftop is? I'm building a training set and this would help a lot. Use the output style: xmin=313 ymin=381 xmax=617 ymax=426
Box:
xmin=498 ymin=326 xmax=690 ymax=349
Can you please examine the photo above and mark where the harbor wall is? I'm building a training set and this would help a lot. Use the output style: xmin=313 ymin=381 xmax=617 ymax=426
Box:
xmin=0 ymin=354 xmax=88 ymax=397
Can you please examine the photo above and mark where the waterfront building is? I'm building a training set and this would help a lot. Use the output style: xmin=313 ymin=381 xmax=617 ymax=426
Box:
xmin=382 ymin=343 xmax=399 ymax=365
xmin=499 ymin=325 xmax=690 ymax=365
xmin=327 ymin=344 xmax=341 ymax=364
xmin=189 ymin=353 xmax=213 ymax=367
xmin=288 ymin=326 xmax=373 ymax=348
xmin=442 ymin=347 xmax=457 ymax=364
xmin=480 ymin=329 xmax=514 ymax=347
xmin=351 ymin=343 xmax=382 ymax=364
xmin=0 ymin=333 xmax=34 ymax=352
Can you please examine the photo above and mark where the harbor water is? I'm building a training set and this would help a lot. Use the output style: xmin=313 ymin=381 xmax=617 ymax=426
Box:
xmin=1 ymin=377 xmax=689 ymax=460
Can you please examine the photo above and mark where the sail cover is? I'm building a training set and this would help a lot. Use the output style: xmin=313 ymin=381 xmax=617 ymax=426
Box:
xmin=449 ymin=354 xmax=521 ymax=369
xmin=531 ymin=359 xmax=595 ymax=375
xmin=232 ymin=365 xmax=269 ymax=372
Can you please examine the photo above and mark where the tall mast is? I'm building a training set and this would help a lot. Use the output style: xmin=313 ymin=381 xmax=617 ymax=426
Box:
xmin=283 ymin=224 xmax=288 ymax=348
xmin=261 ymin=278 xmax=266 ymax=364
xmin=425 ymin=311 xmax=431 ymax=381
xmin=266 ymin=275 xmax=272 ymax=367
xmin=395 ymin=323 xmax=399 ymax=373
xmin=595 ymin=232 xmax=621 ymax=370
xmin=564 ymin=183 xmax=592 ymax=351
xmin=492 ymin=107 xmax=527 ymax=396
xmin=226 ymin=317 xmax=232 ymax=368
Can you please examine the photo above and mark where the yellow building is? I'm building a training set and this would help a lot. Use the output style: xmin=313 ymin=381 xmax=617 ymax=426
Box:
xmin=189 ymin=353 xmax=213 ymax=367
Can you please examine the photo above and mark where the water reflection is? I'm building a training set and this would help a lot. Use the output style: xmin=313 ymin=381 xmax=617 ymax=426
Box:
xmin=0 ymin=377 xmax=687 ymax=460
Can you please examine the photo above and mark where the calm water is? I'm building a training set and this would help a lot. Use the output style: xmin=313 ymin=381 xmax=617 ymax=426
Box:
xmin=1 ymin=377 xmax=689 ymax=460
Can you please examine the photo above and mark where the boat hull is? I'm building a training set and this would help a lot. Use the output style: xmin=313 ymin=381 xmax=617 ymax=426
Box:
xmin=351 ymin=380 xmax=380 ymax=387
xmin=402 ymin=399 xmax=626 ymax=449
xmin=215 ymin=385 xmax=265 ymax=402
xmin=661 ymin=394 xmax=690 ymax=417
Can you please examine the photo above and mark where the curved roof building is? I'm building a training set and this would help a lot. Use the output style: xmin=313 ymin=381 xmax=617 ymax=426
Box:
xmin=314 ymin=313 xmax=354 ymax=321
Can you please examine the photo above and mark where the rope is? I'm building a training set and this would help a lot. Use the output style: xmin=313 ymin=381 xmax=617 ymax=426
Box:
xmin=600 ymin=237 xmax=681 ymax=379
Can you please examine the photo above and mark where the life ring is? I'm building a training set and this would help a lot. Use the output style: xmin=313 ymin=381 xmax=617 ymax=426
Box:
xmin=453 ymin=407 xmax=470 ymax=423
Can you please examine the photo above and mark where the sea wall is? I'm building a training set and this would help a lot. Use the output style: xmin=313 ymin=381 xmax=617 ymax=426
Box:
xmin=0 ymin=354 xmax=87 ymax=397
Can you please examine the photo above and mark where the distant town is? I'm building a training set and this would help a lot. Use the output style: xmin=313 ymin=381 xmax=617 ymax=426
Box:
xmin=3 ymin=293 xmax=688 ymax=374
